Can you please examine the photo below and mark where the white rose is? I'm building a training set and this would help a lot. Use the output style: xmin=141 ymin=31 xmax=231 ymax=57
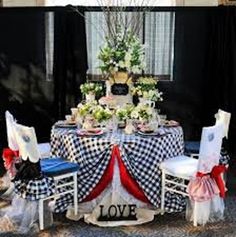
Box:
xmin=125 ymin=52 xmax=132 ymax=61
xmin=131 ymin=110 xmax=139 ymax=119
xmin=149 ymin=90 xmax=156 ymax=98
xmin=132 ymin=66 xmax=141 ymax=74
xmin=143 ymin=91 xmax=148 ymax=98
xmin=118 ymin=61 xmax=125 ymax=68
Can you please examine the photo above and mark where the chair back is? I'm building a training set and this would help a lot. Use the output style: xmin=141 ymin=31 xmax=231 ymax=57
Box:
xmin=5 ymin=111 xmax=19 ymax=151
xmin=197 ymin=123 xmax=224 ymax=174
xmin=14 ymin=123 xmax=40 ymax=163
xmin=215 ymin=109 xmax=231 ymax=139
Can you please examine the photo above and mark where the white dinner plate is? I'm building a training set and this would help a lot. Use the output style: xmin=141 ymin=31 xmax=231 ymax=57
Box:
xmin=77 ymin=129 xmax=104 ymax=136
xmin=55 ymin=121 xmax=77 ymax=128
xmin=137 ymin=130 xmax=159 ymax=136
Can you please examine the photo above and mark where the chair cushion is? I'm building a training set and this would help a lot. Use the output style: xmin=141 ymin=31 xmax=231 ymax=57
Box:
xmin=160 ymin=155 xmax=198 ymax=178
xmin=185 ymin=141 xmax=200 ymax=153
xmin=40 ymin=158 xmax=79 ymax=176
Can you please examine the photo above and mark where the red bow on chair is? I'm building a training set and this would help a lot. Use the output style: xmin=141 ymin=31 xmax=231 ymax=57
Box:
xmin=2 ymin=148 xmax=19 ymax=178
xmin=196 ymin=165 xmax=227 ymax=198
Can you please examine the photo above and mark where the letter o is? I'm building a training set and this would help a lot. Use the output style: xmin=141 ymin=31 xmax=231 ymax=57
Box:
xmin=108 ymin=205 xmax=117 ymax=218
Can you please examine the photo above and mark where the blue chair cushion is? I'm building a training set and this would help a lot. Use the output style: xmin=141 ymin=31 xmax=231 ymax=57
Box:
xmin=184 ymin=141 xmax=200 ymax=153
xmin=40 ymin=158 xmax=79 ymax=176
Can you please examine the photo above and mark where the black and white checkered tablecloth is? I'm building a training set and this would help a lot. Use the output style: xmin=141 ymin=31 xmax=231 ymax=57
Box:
xmin=51 ymin=125 xmax=188 ymax=213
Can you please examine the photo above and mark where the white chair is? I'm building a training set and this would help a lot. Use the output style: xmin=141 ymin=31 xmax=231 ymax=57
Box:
xmin=5 ymin=110 xmax=51 ymax=158
xmin=39 ymin=158 xmax=78 ymax=230
xmin=160 ymin=123 xmax=224 ymax=226
xmin=215 ymin=109 xmax=231 ymax=139
xmin=37 ymin=142 xmax=51 ymax=158
xmin=185 ymin=109 xmax=231 ymax=156
xmin=5 ymin=111 xmax=19 ymax=151
xmin=13 ymin=123 xmax=79 ymax=230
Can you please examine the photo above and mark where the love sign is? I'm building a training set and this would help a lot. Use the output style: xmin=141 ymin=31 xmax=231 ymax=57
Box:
xmin=97 ymin=204 xmax=137 ymax=221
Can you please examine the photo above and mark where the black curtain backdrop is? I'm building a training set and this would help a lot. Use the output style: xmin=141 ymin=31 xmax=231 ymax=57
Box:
xmin=204 ymin=6 xmax=236 ymax=154
xmin=0 ymin=6 xmax=236 ymax=178
xmin=53 ymin=6 xmax=88 ymax=119
xmin=0 ymin=7 xmax=88 ymax=176
xmin=0 ymin=10 xmax=48 ymax=175
xmin=158 ymin=8 xmax=212 ymax=141
xmin=159 ymin=6 xmax=236 ymax=155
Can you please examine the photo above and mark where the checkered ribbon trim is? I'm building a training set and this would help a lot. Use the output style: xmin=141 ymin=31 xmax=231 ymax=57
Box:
xmin=14 ymin=176 xmax=55 ymax=201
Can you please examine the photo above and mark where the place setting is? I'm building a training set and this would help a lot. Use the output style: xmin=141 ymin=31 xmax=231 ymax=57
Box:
xmin=77 ymin=127 xmax=105 ymax=137
xmin=54 ymin=118 xmax=77 ymax=129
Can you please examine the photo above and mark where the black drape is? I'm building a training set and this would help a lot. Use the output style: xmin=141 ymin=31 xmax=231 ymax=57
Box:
xmin=204 ymin=6 xmax=236 ymax=154
xmin=159 ymin=8 xmax=212 ymax=140
xmin=158 ymin=7 xmax=236 ymax=156
xmin=0 ymin=7 xmax=88 ymax=176
xmin=53 ymin=6 xmax=88 ymax=119
xmin=0 ymin=10 xmax=48 ymax=176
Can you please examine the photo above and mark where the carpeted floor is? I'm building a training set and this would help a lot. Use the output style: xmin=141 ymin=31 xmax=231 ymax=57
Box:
xmin=0 ymin=162 xmax=235 ymax=237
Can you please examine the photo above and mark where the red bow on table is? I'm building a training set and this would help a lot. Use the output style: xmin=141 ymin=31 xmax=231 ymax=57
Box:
xmin=2 ymin=148 xmax=19 ymax=178
xmin=196 ymin=165 xmax=228 ymax=198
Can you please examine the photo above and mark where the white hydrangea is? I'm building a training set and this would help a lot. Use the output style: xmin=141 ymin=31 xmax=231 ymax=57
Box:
xmin=131 ymin=110 xmax=139 ymax=119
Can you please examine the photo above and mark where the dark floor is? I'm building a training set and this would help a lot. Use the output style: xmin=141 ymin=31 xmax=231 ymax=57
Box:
xmin=0 ymin=160 xmax=235 ymax=237
xmin=0 ymin=196 xmax=235 ymax=237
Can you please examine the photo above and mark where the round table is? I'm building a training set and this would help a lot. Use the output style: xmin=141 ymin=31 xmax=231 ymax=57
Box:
xmin=50 ymin=124 xmax=186 ymax=217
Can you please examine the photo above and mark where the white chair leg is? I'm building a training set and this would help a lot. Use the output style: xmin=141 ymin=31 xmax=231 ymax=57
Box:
xmin=193 ymin=201 xmax=198 ymax=227
xmin=161 ymin=170 xmax=165 ymax=215
xmin=39 ymin=199 xmax=44 ymax=230
xmin=73 ymin=172 xmax=78 ymax=216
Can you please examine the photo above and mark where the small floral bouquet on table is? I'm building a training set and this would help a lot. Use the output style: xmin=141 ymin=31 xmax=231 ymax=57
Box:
xmin=92 ymin=106 xmax=113 ymax=124
xmin=77 ymin=101 xmax=97 ymax=118
xmin=77 ymin=101 xmax=112 ymax=129
xmin=116 ymin=104 xmax=134 ymax=122
xmin=132 ymin=77 xmax=163 ymax=102
xmin=131 ymin=104 xmax=153 ymax=123
xmin=98 ymin=27 xmax=145 ymax=74
xmin=80 ymin=82 xmax=103 ymax=98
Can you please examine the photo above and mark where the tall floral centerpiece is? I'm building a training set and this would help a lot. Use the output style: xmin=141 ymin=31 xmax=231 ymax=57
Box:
xmin=98 ymin=28 xmax=145 ymax=75
xmin=98 ymin=27 xmax=145 ymax=106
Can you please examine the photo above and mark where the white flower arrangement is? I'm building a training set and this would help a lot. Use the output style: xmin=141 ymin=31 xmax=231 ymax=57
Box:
xmin=80 ymin=82 xmax=103 ymax=96
xmin=77 ymin=101 xmax=112 ymax=123
xmin=98 ymin=27 xmax=145 ymax=74
xmin=116 ymin=104 xmax=134 ymax=121
xmin=131 ymin=104 xmax=153 ymax=121
xmin=92 ymin=106 xmax=112 ymax=123
xmin=77 ymin=101 xmax=97 ymax=117
xmin=132 ymin=76 xmax=163 ymax=102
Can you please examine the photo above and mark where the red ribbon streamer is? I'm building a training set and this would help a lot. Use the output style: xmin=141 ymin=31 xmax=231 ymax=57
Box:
xmin=115 ymin=145 xmax=150 ymax=203
xmin=83 ymin=145 xmax=150 ymax=203
xmin=2 ymin=148 xmax=19 ymax=177
xmin=196 ymin=165 xmax=227 ymax=198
